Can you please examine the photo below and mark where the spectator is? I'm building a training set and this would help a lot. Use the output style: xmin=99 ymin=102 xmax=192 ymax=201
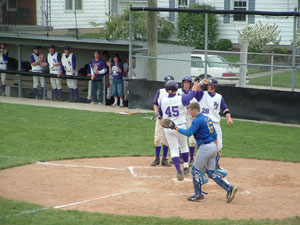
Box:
xmin=102 ymin=51 xmax=112 ymax=101
xmin=87 ymin=50 xmax=107 ymax=104
xmin=60 ymin=46 xmax=79 ymax=102
xmin=42 ymin=45 xmax=62 ymax=101
xmin=0 ymin=43 xmax=8 ymax=96
xmin=123 ymin=57 xmax=129 ymax=101
xmin=107 ymin=53 xmax=124 ymax=107
xmin=30 ymin=46 xmax=45 ymax=99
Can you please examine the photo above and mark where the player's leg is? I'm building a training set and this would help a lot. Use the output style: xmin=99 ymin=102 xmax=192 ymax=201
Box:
xmin=213 ymin=122 xmax=223 ymax=169
xmin=188 ymin=136 xmax=196 ymax=167
xmin=50 ymin=77 xmax=57 ymax=100
xmin=117 ymin=79 xmax=124 ymax=107
xmin=40 ymin=76 xmax=45 ymax=99
xmin=66 ymin=79 xmax=73 ymax=101
xmin=1 ymin=72 xmax=6 ymax=96
xmin=56 ymin=78 xmax=62 ymax=101
xmin=152 ymin=119 xmax=163 ymax=166
xmin=33 ymin=76 xmax=39 ymax=99
xmin=73 ymin=79 xmax=79 ymax=102
xmin=111 ymin=79 xmax=118 ymax=106
xmin=177 ymin=126 xmax=189 ymax=175
xmin=161 ymin=127 xmax=170 ymax=166
xmin=87 ymin=80 xmax=92 ymax=103
xmin=165 ymin=129 xmax=184 ymax=180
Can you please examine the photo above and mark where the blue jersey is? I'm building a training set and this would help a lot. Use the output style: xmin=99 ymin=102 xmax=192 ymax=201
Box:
xmin=178 ymin=113 xmax=217 ymax=147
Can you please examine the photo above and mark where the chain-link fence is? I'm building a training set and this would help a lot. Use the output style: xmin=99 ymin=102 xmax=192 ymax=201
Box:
xmin=129 ymin=6 xmax=300 ymax=91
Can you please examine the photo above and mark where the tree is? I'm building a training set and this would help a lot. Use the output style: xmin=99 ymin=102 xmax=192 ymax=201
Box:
xmin=176 ymin=4 xmax=219 ymax=49
xmin=238 ymin=21 xmax=281 ymax=52
xmin=97 ymin=8 xmax=174 ymax=41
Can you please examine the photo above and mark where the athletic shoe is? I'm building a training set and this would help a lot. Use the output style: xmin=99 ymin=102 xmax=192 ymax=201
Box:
xmin=227 ymin=186 xmax=238 ymax=203
xmin=187 ymin=194 xmax=205 ymax=202
xmin=177 ymin=171 xmax=184 ymax=181
xmin=112 ymin=102 xmax=118 ymax=107
xmin=161 ymin=158 xmax=171 ymax=167
xmin=169 ymin=158 xmax=173 ymax=164
xmin=151 ymin=157 xmax=160 ymax=166
xmin=35 ymin=96 xmax=39 ymax=100
xmin=189 ymin=158 xmax=194 ymax=167
xmin=119 ymin=103 xmax=124 ymax=108
xmin=91 ymin=101 xmax=97 ymax=105
xmin=2 ymin=93 xmax=6 ymax=97
xmin=183 ymin=167 xmax=189 ymax=175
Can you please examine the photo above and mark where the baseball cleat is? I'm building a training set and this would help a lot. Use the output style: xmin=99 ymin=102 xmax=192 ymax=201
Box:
xmin=169 ymin=158 xmax=173 ymax=164
xmin=112 ymin=102 xmax=118 ymax=107
xmin=177 ymin=171 xmax=184 ymax=181
xmin=183 ymin=167 xmax=189 ymax=175
xmin=227 ymin=186 xmax=238 ymax=203
xmin=161 ymin=158 xmax=171 ymax=167
xmin=151 ymin=157 xmax=160 ymax=166
xmin=187 ymin=194 xmax=205 ymax=202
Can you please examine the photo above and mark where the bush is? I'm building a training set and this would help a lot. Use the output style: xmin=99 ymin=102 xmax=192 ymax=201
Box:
xmin=216 ymin=39 xmax=233 ymax=51
xmin=273 ymin=47 xmax=290 ymax=55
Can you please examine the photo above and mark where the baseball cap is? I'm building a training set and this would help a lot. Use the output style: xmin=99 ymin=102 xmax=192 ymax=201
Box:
xmin=64 ymin=46 xmax=70 ymax=50
xmin=48 ymin=44 xmax=55 ymax=49
xmin=33 ymin=46 xmax=40 ymax=49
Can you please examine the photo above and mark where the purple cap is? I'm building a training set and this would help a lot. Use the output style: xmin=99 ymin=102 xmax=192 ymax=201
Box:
xmin=33 ymin=46 xmax=40 ymax=49
xmin=48 ymin=44 xmax=55 ymax=49
xmin=64 ymin=46 xmax=70 ymax=50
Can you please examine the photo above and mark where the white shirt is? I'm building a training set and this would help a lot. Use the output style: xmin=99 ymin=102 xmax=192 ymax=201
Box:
xmin=47 ymin=52 xmax=61 ymax=74
xmin=31 ymin=53 xmax=43 ymax=72
xmin=62 ymin=53 xmax=77 ymax=75
xmin=160 ymin=95 xmax=187 ymax=125
xmin=199 ymin=91 xmax=222 ymax=122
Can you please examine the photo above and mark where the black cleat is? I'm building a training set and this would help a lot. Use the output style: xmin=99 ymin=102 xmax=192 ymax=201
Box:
xmin=177 ymin=171 xmax=184 ymax=181
xmin=151 ymin=157 xmax=160 ymax=166
xmin=227 ymin=186 xmax=238 ymax=203
xmin=161 ymin=158 xmax=171 ymax=167
xmin=187 ymin=194 xmax=205 ymax=202
xmin=183 ymin=167 xmax=189 ymax=175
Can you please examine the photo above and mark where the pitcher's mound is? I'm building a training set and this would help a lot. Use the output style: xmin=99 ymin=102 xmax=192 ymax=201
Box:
xmin=0 ymin=157 xmax=299 ymax=219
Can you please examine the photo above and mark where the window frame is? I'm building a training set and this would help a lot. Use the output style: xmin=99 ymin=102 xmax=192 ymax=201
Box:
xmin=65 ymin=0 xmax=83 ymax=11
xmin=6 ymin=0 xmax=17 ymax=12
xmin=178 ymin=0 xmax=188 ymax=8
xmin=233 ymin=0 xmax=247 ymax=22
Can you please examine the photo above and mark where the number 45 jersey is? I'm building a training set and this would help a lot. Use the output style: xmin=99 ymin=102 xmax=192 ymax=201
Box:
xmin=160 ymin=95 xmax=188 ymax=126
xmin=199 ymin=91 xmax=222 ymax=123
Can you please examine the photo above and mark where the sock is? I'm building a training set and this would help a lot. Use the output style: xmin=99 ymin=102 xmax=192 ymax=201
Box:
xmin=34 ymin=88 xmax=38 ymax=97
xmin=189 ymin=146 xmax=195 ymax=160
xmin=53 ymin=89 xmax=57 ymax=98
xmin=41 ymin=87 xmax=44 ymax=98
xmin=70 ymin=88 xmax=73 ymax=99
xmin=58 ymin=89 xmax=62 ymax=98
xmin=162 ymin=145 xmax=168 ymax=159
xmin=172 ymin=157 xmax=181 ymax=172
xmin=114 ymin=98 xmax=118 ymax=104
xmin=2 ymin=84 xmax=5 ymax=93
xmin=74 ymin=88 xmax=79 ymax=99
xmin=120 ymin=98 xmax=123 ymax=104
xmin=182 ymin=152 xmax=189 ymax=163
xmin=155 ymin=146 xmax=161 ymax=158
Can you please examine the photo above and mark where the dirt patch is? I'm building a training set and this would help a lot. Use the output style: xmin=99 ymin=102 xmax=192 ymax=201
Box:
xmin=0 ymin=157 xmax=300 ymax=219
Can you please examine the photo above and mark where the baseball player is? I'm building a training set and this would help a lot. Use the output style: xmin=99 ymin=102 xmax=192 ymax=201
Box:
xmin=30 ymin=46 xmax=45 ymax=99
xmin=42 ymin=45 xmax=62 ymax=101
xmin=87 ymin=50 xmax=107 ymax=104
xmin=60 ymin=46 xmax=79 ymax=102
xmin=177 ymin=76 xmax=198 ymax=167
xmin=174 ymin=102 xmax=238 ymax=202
xmin=195 ymin=77 xmax=233 ymax=169
xmin=151 ymin=75 xmax=175 ymax=167
xmin=158 ymin=80 xmax=199 ymax=180
xmin=0 ymin=43 xmax=8 ymax=96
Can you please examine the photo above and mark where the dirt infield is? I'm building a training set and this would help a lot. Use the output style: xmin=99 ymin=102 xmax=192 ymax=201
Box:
xmin=0 ymin=157 xmax=300 ymax=219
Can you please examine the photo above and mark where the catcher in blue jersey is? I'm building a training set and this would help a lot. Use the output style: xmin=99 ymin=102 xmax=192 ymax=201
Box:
xmin=166 ymin=102 xmax=238 ymax=202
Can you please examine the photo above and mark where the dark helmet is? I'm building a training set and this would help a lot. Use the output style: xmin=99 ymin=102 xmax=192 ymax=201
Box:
xmin=164 ymin=75 xmax=174 ymax=82
xmin=182 ymin=76 xmax=192 ymax=84
xmin=208 ymin=77 xmax=218 ymax=86
xmin=165 ymin=80 xmax=178 ymax=92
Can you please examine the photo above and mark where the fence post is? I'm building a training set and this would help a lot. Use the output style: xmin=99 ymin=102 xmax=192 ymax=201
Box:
xmin=204 ymin=12 xmax=208 ymax=78
xmin=239 ymin=40 xmax=248 ymax=87
xmin=270 ymin=50 xmax=274 ymax=89
xmin=291 ymin=7 xmax=297 ymax=92
xmin=147 ymin=0 xmax=157 ymax=81
xmin=129 ymin=3 xmax=133 ymax=80
xmin=18 ymin=44 xmax=22 ymax=97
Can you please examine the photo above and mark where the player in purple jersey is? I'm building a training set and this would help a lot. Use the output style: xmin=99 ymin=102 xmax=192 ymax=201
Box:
xmin=0 ymin=43 xmax=8 ymax=96
xmin=87 ymin=50 xmax=107 ymax=104
xmin=107 ymin=53 xmax=124 ymax=107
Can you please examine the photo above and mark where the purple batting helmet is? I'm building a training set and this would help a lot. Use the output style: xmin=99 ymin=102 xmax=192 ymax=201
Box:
xmin=182 ymin=76 xmax=193 ymax=84
xmin=165 ymin=80 xmax=178 ymax=92
xmin=208 ymin=77 xmax=218 ymax=86
xmin=164 ymin=75 xmax=174 ymax=82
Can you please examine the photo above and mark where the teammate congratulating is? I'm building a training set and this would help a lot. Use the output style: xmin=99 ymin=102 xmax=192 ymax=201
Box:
xmin=174 ymin=102 xmax=238 ymax=202
xmin=158 ymin=80 xmax=200 ymax=181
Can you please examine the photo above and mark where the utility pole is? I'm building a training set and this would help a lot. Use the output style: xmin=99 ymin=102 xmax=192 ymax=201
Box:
xmin=147 ymin=0 xmax=157 ymax=81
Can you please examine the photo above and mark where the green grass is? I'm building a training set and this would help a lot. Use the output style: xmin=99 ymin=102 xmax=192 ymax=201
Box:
xmin=1 ymin=103 xmax=300 ymax=224
xmin=249 ymin=71 xmax=300 ymax=88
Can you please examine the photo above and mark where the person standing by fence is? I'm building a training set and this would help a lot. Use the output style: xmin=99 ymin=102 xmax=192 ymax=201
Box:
xmin=30 ymin=46 xmax=45 ymax=99
xmin=0 ymin=43 xmax=8 ymax=97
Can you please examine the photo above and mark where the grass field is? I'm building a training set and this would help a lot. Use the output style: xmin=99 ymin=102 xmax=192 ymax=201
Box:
xmin=248 ymin=71 xmax=300 ymax=89
xmin=1 ymin=103 xmax=300 ymax=225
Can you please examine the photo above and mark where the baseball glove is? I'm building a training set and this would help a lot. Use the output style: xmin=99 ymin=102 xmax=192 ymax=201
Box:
xmin=161 ymin=118 xmax=177 ymax=129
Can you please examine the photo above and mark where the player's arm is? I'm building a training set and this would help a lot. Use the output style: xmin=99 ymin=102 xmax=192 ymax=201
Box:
xmin=53 ymin=53 xmax=62 ymax=67
xmin=30 ymin=55 xmax=40 ymax=66
xmin=221 ymin=98 xmax=233 ymax=125
xmin=153 ymin=90 xmax=160 ymax=113
xmin=176 ymin=118 xmax=201 ymax=137
xmin=41 ymin=56 xmax=48 ymax=67
xmin=72 ymin=54 xmax=76 ymax=75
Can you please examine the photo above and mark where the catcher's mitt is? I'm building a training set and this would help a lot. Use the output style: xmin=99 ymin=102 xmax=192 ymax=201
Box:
xmin=161 ymin=118 xmax=177 ymax=129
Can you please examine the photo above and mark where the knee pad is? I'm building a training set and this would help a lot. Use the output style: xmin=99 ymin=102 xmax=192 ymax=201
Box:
xmin=191 ymin=165 xmax=208 ymax=185
xmin=215 ymin=169 xmax=228 ymax=178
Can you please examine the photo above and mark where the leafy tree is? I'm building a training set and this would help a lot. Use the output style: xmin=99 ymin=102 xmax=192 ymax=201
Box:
xmin=176 ymin=4 xmax=219 ymax=49
xmin=92 ymin=8 xmax=174 ymax=41
xmin=238 ymin=21 xmax=281 ymax=52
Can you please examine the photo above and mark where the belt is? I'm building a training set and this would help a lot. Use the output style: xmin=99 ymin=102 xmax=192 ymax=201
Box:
xmin=202 ymin=141 xmax=213 ymax=145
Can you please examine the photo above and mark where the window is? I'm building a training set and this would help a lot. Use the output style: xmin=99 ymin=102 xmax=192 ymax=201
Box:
xmin=65 ymin=0 xmax=82 ymax=10
xmin=191 ymin=56 xmax=203 ymax=68
xmin=178 ymin=0 xmax=188 ymax=8
xmin=233 ymin=0 xmax=247 ymax=21
xmin=7 ymin=0 xmax=17 ymax=12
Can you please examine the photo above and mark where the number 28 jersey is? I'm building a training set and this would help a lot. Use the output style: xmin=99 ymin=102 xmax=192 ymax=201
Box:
xmin=199 ymin=91 xmax=222 ymax=123
xmin=160 ymin=95 xmax=187 ymax=126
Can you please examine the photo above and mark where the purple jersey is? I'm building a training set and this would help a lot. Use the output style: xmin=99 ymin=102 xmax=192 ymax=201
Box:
xmin=111 ymin=61 xmax=123 ymax=79
xmin=87 ymin=58 xmax=107 ymax=78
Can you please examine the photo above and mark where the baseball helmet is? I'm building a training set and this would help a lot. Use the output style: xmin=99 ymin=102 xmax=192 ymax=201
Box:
xmin=208 ymin=77 xmax=218 ymax=86
xmin=164 ymin=75 xmax=174 ymax=82
xmin=165 ymin=80 xmax=178 ymax=92
xmin=182 ymin=76 xmax=192 ymax=84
